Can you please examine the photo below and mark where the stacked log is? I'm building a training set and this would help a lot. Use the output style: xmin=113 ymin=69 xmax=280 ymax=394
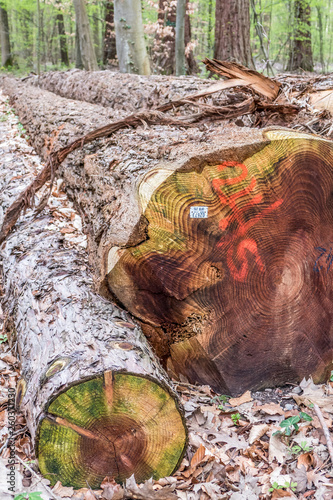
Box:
xmin=0 ymin=97 xmax=187 ymax=488
xmin=2 ymin=77 xmax=333 ymax=397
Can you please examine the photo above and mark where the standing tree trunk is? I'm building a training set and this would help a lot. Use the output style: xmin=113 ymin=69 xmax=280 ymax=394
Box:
xmin=114 ymin=0 xmax=150 ymax=75
xmin=154 ymin=0 xmax=176 ymax=74
xmin=214 ymin=0 xmax=253 ymax=68
xmin=316 ymin=6 xmax=324 ymax=73
xmin=287 ymin=0 xmax=313 ymax=72
xmin=73 ymin=0 xmax=98 ymax=71
xmin=175 ymin=0 xmax=186 ymax=75
xmin=56 ymin=9 xmax=69 ymax=66
xmin=0 ymin=6 xmax=12 ymax=67
xmin=103 ymin=0 xmax=116 ymax=65
xmin=75 ymin=24 xmax=83 ymax=69
xmin=184 ymin=1 xmax=198 ymax=74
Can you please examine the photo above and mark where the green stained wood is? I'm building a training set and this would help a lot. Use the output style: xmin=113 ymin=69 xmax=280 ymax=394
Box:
xmin=38 ymin=372 xmax=186 ymax=489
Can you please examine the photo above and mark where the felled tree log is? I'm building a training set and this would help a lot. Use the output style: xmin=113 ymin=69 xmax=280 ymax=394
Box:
xmin=2 ymin=79 xmax=333 ymax=396
xmin=0 ymin=111 xmax=186 ymax=488
xmin=25 ymin=69 xmax=213 ymax=112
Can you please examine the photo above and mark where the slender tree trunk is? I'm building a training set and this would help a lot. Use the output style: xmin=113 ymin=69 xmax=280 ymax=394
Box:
xmin=154 ymin=0 xmax=176 ymax=74
xmin=73 ymin=0 xmax=98 ymax=71
xmin=317 ymin=6 xmax=324 ymax=73
xmin=184 ymin=1 xmax=198 ymax=74
xmin=56 ymin=11 xmax=69 ymax=66
xmin=214 ymin=0 xmax=253 ymax=68
xmin=0 ymin=6 xmax=12 ymax=67
xmin=114 ymin=0 xmax=150 ymax=75
xmin=175 ymin=0 xmax=186 ymax=75
xmin=36 ymin=0 xmax=41 ymax=75
xmin=75 ymin=24 xmax=83 ymax=69
xmin=207 ymin=0 xmax=213 ymax=54
xmin=287 ymin=0 xmax=313 ymax=72
xmin=103 ymin=0 xmax=116 ymax=65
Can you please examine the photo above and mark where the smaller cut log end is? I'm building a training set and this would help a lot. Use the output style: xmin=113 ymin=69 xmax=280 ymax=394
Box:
xmin=37 ymin=371 xmax=187 ymax=488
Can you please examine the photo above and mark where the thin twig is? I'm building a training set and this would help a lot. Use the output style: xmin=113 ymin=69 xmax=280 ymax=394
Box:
xmin=15 ymin=454 xmax=60 ymax=500
xmin=313 ymin=403 xmax=333 ymax=465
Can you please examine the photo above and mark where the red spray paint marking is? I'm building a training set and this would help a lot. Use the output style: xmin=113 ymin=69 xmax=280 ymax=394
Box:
xmin=212 ymin=161 xmax=283 ymax=281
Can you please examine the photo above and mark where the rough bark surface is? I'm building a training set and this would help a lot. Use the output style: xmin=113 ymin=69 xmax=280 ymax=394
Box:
xmin=214 ymin=0 xmax=253 ymax=68
xmin=103 ymin=0 xmax=116 ymax=65
xmin=3 ymin=78 xmax=332 ymax=396
xmin=27 ymin=69 xmax=213 ymax=112
xmin=287 ymin=0 xmax=313 ymax=72
xmin=73 ymin=0 xmax=98 ymax=71
xmin=0 ymin=102 xmax=186 ymax=488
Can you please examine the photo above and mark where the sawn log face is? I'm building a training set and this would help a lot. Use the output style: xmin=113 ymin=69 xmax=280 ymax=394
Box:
xmin=107 ymin=130 xmax=333 ymax=394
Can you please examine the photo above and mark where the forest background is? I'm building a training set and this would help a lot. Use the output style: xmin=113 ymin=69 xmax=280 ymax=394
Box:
xmin=0 ymin=0 xmax=330 ymax=80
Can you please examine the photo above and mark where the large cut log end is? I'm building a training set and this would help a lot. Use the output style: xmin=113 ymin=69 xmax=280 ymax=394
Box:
xmin=37 ymin=371 xmax=186 ymax=488
xmin=106 ymin=129 xmax=333 ymax=395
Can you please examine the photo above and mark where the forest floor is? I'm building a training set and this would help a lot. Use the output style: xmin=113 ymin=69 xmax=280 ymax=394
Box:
xmin=0 ymin=74 xmax=333 ymax=500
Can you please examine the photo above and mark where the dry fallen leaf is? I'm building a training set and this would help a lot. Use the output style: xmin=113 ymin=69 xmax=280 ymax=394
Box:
xmin=52 ymin=481 xmax=74 ymax=497
xmin=256 ymin=402 xmax=285 ymax=416
xmin=297 ymin=452 xmax=314 ymax=471
xmin=229 ymin=390 xmax=252 ymax=407
xmin=248 ymin=423 xmax=269 ymax=444
xmin=268 ymin=433 xmax=291 ymax=463
xmin=190 ymin=443 xmax=206 ymax=468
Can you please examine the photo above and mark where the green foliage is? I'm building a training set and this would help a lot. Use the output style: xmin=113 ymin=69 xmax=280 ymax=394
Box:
xmin=278 ymin=412 xmax=312 ymax=436
xmin=14 ymin=493 xmax=43 ymax=500
xmin=231 ymin=412 xmax=241 ymax=425
xmin=0 ymin=333 xmax=8 ymax=343
xmin=290 ymin=440 xmax=312 ymax=454
xmin=0 ymin=0 xmax=332 ymax=76
xmin=269 ymin=481 xmax=297 ymax=493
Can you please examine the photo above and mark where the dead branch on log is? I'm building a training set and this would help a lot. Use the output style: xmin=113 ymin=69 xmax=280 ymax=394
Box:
xmin=203 ymin=58 xmax=281 ymax=100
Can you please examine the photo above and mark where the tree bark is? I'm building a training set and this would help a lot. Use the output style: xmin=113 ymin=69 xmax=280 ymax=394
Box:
xmin=27 ymin=69 xmax=212 ymax=112
xmin=114 ymin=0 xmax=150 ymax=75
xmin=73 ymin=0 xmax=98 ymax=71
xmin=2 ymin=79 xmax=333 ymax=396
xmin=0 ymin=96 xmax=186 ymax=488
xmin=175 ymin=0 xmax=186 ymax=76
xmin=184 ymin=1 xmax=198 ymax=74
xmin=154 ymin=0 xmax=176 ymax=74
xmin=75 ymin=23 xmax=83 ymax=69
xmin=103 ymin=0 xmax=116 ymax=65
xmin=214 ymin=0 xmax=253 ymax=68
xmin=0 ymin=6 xmax=12 ymax=67
xmin=56 ymin=11 xmax=69 ymax=66
xmin=287 ymin=0 xmax=313 ymax=72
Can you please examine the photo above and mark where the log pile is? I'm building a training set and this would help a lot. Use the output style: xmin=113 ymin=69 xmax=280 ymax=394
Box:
xmin=2 ymin=70 xmax=333 ymax=398
xmin=0 ymin=103 xmax=186 ymax=488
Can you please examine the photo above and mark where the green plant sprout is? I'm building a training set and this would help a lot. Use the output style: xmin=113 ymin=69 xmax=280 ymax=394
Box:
xmin=290 ymin=440 xmax=312 ymax=454
xmin=231 ymin=412 xmax=241 ymax=425
xmin=269 ymin=481 xmax=297 ymax=493
xmin=0 ymin=333 xmax=8 ymax=344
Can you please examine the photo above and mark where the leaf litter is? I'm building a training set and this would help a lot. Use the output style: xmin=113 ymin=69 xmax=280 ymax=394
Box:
xmin=0 ymin=91 xmax=332 ymax=499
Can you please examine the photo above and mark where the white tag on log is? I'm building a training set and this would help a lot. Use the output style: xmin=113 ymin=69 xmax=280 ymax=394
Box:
xmin=190 ymin=206 xmax=208 ymax=218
